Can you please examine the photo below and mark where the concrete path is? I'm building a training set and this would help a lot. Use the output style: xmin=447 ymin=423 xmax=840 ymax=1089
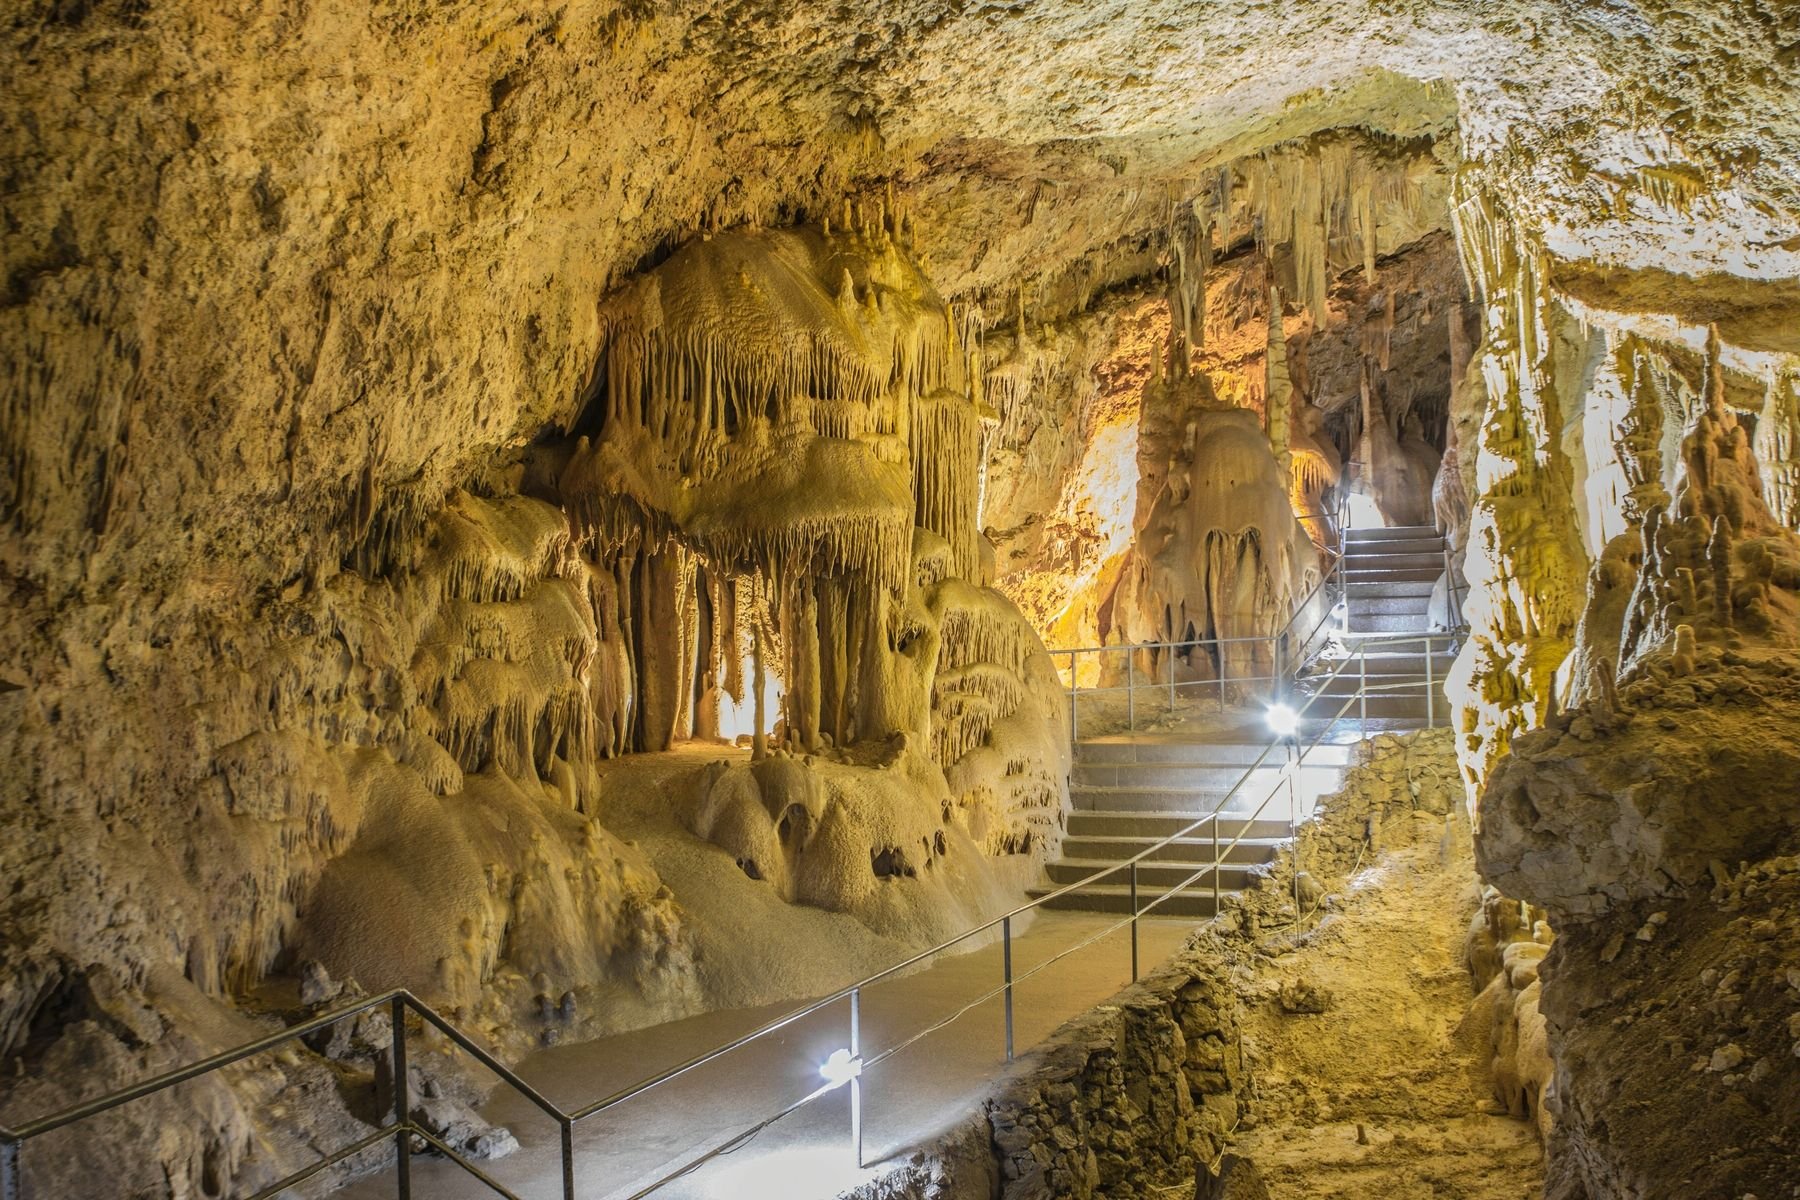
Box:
xmin=337 ymin=912 xmax=1196 ymax=1200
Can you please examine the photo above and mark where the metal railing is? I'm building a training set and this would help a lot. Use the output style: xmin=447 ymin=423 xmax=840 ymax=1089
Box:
xmin=0 ymin=618 xmax=1461 ymax=1200
xmin=1053 ymin=553 xmax=1348 ymax=739
xmin=1052 ymin=467 xmax=1366 ymax=740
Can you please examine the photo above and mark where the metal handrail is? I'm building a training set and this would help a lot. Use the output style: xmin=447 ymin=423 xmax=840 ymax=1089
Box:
xmin=1051 ymin=485 xmax=1354 ymax=736
xmin=0 ymin=991 xmax=577 ymax=1200
xmin=3 ymin=628 xmax=1459 ymax=1200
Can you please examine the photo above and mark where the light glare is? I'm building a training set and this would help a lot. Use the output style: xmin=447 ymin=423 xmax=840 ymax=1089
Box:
xmin=820 ymin=1048 xmax=862 ymax=1085
xmin=1266 ymin=702 xmax=1300 ymax=737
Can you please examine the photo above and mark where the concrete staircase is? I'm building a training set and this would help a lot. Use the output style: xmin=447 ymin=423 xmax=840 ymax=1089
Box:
xmin=1029 ymin=734 xmax=1352 ymax=917
xmin=1034 ymin=523 xmax=1462 ymax=920
xmin=1301 ymin=524 xmax=1454 ymax=732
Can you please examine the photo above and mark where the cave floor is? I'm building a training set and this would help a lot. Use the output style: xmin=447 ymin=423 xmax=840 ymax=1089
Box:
xmin=1228 ymin=821 xmax=1544 ymax=1199
xmin=335 ymin=910 xmax=1193 ymax=1200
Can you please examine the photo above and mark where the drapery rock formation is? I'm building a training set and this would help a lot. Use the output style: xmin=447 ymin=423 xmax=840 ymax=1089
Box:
xmin=6 ymin=0 xmax=1800 ymax=1195
xmin=1110 ymin=385 xmax=1321 ymax=692
xmin=1 ymin=197 xmax=1067 ymax=1197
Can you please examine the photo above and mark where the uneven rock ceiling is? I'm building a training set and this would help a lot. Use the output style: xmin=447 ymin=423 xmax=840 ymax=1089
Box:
xmin=7 ymin=0 xmax=1799 ymax=607
xmin=6 ymin=2 xmax=1800 ymax=1197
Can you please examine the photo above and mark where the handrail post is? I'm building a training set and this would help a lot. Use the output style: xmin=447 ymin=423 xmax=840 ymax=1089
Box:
xmin=3 ymin=1132 xmax=20 ymax=1200
xmin=1426 ymin=637 xmax=1436 ymax=729
xmin=560 ymin=1118 xmax=575 ymax=1200
xmin=1289 ymin=770 xmax=1301 ymax=915
xmin=1211 ymin=813 xmax=1221 ymax=914
xmin=1001 ymin=916 xmax=1015 ymax=1062
xmin=1068 ymin=650 xmax=1078 ymax=744
xmin=1167 ymin=645 xmax=1176 ymax=712
xmin=1359 ymin=645 xmax=1367 ymax=737
xmin=391 ymin=995 xmax=411 ymax=1199
xmin=1128 ymin=861 xmax=1140 ymax=982
xmin=849 ymin=987 xmax=863 ymax=1169
xmin=1218 ymin=642 xmax=1228 ymax=713
xmin=1126 ymin=651 xmax=1135 ymax=731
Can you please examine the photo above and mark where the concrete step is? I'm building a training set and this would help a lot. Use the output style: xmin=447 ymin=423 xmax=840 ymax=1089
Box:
xmin=1341 ymin=550 xmax=1445 ymax=571
xmin=1312 ymin=650 xmax=1456 ymax=674
xmin=1075 ymin=738 xmax=1354 ymax=767
xmin=1072 ymin=760 xmax=1347 ymax=789
xmin=1028 ymin=883 xmax=1223 ymax=918
xmin=1304 ymin=692 xmax=1446 ymax=717
xmin=1297 ymin=711 xmax=1437 ymax=732
xmin=1057 ymin=834 xmax=1286 ymax=864
xmin=1348 ymin=595 xmax=1432 ymax=617
xmin=1296 ymin=693 xmax=1444 ymax=720
xmin=1344 ymin=545 xmax=1443 ymax=563
xmin=1348 ymin=612 xmax=1438 ymax=633
xmin=1071 ymin=774 xmax=1342 ymax=813
xmin=1066 ymin=811 xmax=1291 ymax=840
xmin=1346 ymin=579 xmax=1437 ymax=599
xmin=1045 ymin=857 xmax=1269 ymax=890
xmin=1344 ymin=567 xmax=1443 ymax=585
xmin=1307 ymin=674 xmax=1447 ymax=699
xmin=1344 ymin=525 xmax=1440 ymax=542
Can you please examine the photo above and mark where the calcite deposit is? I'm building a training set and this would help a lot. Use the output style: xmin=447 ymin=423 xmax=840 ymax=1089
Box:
xmin=6 ymin=0 xmax=1800 ymax=1195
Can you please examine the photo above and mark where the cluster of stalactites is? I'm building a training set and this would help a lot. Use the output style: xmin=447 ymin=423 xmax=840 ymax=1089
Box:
xmin=1191 ymin=136 xmax=1430 ymax=329
xmin=1266 ymin=284 xmax=1294 ymax=488
xmin=911 ymin=390 xmax=988 ymax=581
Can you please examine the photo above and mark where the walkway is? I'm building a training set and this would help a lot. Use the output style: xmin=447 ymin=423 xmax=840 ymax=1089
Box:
xmin=337 ymin=912 xmax=1194 ymax=1200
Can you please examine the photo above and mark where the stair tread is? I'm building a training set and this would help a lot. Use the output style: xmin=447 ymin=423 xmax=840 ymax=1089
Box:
xmin=1057 ymin=833 xmax=1286 ymax=847
xmin=1029 ymin=882 xmax=1235 ymax=897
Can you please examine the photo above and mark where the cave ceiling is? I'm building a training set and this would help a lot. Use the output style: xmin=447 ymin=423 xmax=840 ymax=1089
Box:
xmin=4 ymin=0 xmax=1797 ymax=602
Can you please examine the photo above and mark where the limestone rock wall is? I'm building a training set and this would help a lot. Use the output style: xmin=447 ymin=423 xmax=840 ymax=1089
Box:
xmin=1470 ymin=319 xmax=1800 ymax=1194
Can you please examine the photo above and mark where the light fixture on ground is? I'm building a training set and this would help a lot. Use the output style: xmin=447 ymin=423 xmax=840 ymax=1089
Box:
xmin=819 ymin=1048 xmax=862 ymax=1086
xmin=1266 ymin=702 xmax=1300 ymax=738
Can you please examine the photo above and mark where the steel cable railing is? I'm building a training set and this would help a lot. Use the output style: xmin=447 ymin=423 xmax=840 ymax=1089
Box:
xmin=0 ymin=620 xmax=1455 ymax=1200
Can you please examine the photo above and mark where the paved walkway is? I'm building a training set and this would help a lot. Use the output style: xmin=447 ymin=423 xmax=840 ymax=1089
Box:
xmin=338 ymin=912 xmax=1195 ymax=1200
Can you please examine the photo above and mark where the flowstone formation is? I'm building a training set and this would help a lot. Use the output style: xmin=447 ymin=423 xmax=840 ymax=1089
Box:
xmin=1109 ymin=373 xmax=1321 ymax=692
xmin=978 ymin=133 xmax=1460 ymax=662
xmin=1474 ymin=331 xmax=1800 ymax=1199
xmin=556 ymin=216 xmax=1067 ymax=875
xmin=0 ymin=216 xmax=1066 ymax=1196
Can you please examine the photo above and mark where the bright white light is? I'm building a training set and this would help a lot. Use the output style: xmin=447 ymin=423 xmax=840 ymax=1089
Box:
xmin=819 ymin=1048 xmax=862 ymax=1086
xmin=1266 ymin=703 xmax=1300 ymax=737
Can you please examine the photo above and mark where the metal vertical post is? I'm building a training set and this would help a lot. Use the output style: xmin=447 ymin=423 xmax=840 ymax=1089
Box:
xmin=1167 ymin=646 xmax=1176 ymax=712
xmin=1126 ymin=651 xmax=1135 ymax=731
xmin=1289 ymin=771 xmax=1301 ymax=915
xmin=1359 ymin=646 xmax=1367 ymax=736
xmin=1426 ymin=637 xmax=1436 ymax=729
xmin=2 ymin=1134 xmax=20 ymax=1200
xmin=1274 ymin=634 xmax=1285 ymax=703
xmin=560 ymin=1120 xmax=575 ymax=1200
xmin=1219 ymin=643 xmax=1228 ymax=712
xmin=1211 ymin=814 xmax=1221 ymax=913
xmin=1128 ymin=861 xmax=1140 ymax=982
xmin=1069 ymin=651 xmax=1079 ymax=743
xmin=391 ymin=996 xmax=411 ymax=1199
xmin=1001 ymin=916 xmax=1015 ymax=1062
xmin=849 ymin=987 xmax=863 ymax=1168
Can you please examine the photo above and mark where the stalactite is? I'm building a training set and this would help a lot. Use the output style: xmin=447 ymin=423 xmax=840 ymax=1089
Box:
xmin=1265 ymin=285 xmax=1293 ymax=489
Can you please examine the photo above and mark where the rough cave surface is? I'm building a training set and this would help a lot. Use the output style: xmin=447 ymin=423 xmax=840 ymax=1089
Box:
xmin=6 ymin=0 xmax=1800 ymax=1196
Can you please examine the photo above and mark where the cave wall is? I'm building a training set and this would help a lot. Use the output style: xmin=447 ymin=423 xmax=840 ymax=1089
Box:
xmin=5 ymin=1 xmax=1800 ymax=1196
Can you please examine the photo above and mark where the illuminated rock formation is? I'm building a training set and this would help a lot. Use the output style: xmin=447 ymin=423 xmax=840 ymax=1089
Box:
xmin=5 ymin=1 xmax=1800 ymax=1196
xmin=1109 ymin=364 xmax=1322 ymax=691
